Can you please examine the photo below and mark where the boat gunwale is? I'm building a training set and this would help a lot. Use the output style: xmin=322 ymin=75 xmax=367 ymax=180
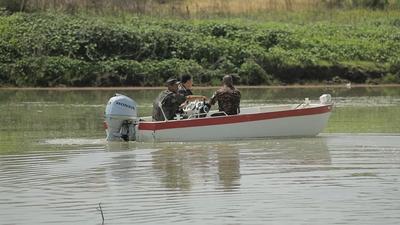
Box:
xmin=138 ymin=104 xmax=333 ymax=131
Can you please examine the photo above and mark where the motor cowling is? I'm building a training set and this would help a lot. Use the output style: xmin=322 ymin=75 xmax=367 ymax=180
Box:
xmin=104 ymin=94 xmax=138 ymax=141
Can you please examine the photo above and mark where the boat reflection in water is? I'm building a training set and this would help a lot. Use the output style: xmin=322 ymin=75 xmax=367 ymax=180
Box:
xmin=143 ymin=137 xmax=331 ymax=191
xmin=151 ymin=143 xmax=241 ymax=191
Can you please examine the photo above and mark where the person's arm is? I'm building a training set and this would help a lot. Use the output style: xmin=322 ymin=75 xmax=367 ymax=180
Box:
xmin=175 ymin=93 xmax=187 ymax=105
xmin=186 ymin=95 xmax=207 ymax=101
xmin=237 ymin=90 xmax=241 ymax=113
xmin=209 ymin=92 xmax=218 ymax=106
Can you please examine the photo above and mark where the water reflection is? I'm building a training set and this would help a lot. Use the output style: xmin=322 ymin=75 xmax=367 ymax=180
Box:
xmin=150 ymin=143 xmax=242 ymax=191
xmin=105 ymin=142 xmax=131 ymax=152
xmin=152 ymin=146 xmax=193 ymax=191
xmin=216 ymin=144 xmax=241 ymax=190
xmin=27 ymin=137 xmax=331 ymax=195
xmin=1 ymin=86 xmax=400 ymax=225
xmin=2 ymin=135 xmax=399 ymax=225
xmin=107 ymin=149 xmax=137 ymax=184
xmin=101 ymin=137 xmax=332 ymax=192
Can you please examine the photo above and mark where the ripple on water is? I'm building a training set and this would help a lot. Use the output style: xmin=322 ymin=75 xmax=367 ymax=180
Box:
xmin=42 ymin=138 xmax=106 ymax=146
xmin=0 ymin=135 xmax=399 ymax=225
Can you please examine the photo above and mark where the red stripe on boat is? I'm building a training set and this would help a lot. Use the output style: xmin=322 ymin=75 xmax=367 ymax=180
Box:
xmin=139 ymin=105 xmax=332 ymax=131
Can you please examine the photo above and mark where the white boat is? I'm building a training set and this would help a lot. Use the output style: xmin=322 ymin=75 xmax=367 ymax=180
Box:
xmin=104 ymin=94 xmax=333 ymax=142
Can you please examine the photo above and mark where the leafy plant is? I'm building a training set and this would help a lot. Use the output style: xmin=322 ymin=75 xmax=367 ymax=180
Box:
xmin=0 ymin=12 xmax=399 ymax=86
xmin=0 ymin=0 xmax=24 ymax=13
xmin=239 ymin=60 xmax=272 ymax=85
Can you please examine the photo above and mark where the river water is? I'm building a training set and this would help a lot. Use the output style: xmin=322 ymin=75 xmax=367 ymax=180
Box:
xmin=0 ymin=87 xmax=399 ymax=225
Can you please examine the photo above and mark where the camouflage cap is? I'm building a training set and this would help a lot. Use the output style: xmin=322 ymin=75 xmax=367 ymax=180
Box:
xmin=222 ymin=75 xmax=233 ymax=87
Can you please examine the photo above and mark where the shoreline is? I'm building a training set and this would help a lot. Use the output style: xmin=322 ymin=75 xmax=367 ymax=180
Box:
xmin=1 ymin=84 xmax=400 ymax=91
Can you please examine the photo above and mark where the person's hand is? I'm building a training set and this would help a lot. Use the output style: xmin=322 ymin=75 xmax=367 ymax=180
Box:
xmin=180 ymin=101 xmax=188 ymax=108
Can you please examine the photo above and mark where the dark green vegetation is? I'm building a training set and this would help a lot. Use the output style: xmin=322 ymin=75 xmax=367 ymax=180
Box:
xmin=0 ymin=11 xmax=400 ymax=87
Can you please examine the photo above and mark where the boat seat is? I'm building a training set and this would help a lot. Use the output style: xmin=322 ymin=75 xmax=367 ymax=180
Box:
xmin=209 ymin=112 xmax=228 ymax=117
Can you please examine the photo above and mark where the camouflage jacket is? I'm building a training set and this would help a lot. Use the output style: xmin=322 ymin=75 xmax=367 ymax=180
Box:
xmin=152 ymin=90 xmax=186 ymax=121
xmin=209 ymin=86 xmax=241 ymax=115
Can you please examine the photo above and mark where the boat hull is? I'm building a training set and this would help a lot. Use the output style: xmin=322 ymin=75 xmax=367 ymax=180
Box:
xmin=136 ymin=104 xmax=333 ymax=142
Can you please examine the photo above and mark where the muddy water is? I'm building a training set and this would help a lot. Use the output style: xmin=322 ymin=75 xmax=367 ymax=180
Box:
xmin=0 ymin=87 xmax=399 ymax=225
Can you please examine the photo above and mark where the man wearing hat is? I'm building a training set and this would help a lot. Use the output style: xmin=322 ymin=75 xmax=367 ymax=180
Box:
xmin=178 ymin=74 xmax=194 ymax=97
xmin=152 ymin=78 xmax=186 ymax=121
xmin=208 ymin=75 xmax=241 ymax=115
xmin=153 ymin=77 xmax=209 ymax=121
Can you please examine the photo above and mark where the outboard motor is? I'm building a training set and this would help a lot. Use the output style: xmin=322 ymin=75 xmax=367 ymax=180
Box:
xmin=104 ymin=94 xmax=138 ymax=141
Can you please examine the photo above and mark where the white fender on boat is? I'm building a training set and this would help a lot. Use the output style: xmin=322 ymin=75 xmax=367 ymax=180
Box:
xmin=319 ymin=94 xmax=332 ymax=105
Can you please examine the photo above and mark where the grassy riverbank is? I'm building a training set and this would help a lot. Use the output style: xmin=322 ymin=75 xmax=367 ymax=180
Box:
xmin=0 ymin=9 xmax=399 ymax=87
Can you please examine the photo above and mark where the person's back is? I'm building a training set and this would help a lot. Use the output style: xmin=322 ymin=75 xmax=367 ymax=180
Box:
xmin=209 ymin=75 xmax=241 ymax=115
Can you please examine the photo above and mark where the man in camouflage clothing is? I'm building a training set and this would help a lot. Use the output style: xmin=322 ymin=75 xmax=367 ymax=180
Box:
xmin=178 ymin=74 xmax=194 ymax=97
xmin=152 ymin=78 xmax=187 ymax=121
xmin=209 ymin=75 xmax=241 ymax=115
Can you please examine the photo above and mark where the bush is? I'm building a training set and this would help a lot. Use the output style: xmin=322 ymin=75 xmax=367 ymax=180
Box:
xmin=99 ymin=60 xmax=144 ymax=86
xmin=141 ymin=59 xmax=207 ymax=86
xmin=382 ymin=73 xmax=400 ymax=83
xmin=8 ymin=57 xmax=99 ymax=87
xmin=323 ymin=0 xmax=389 ymax=9
xmin=82 ymin=25 xmax=143 ymax=61
xmin=0 ymin=63 xmax=9 ymax=85
xmin=11 ymin=57 xmax=44 ymax=86
xmin=0 ymin=0 xmax=23 ymax=13
xmin=255 ymin=30 xmax=296 ymax=50
xmin=0 ymin=41 xmax=21 ymax=63
xmin=239 ymin=60 xmax=272 ymax=85
xmin=0 ymin=13 xmax=399 ymax=86
xmin=41 ymin=57 xmax=100 ymax=87
xmin=352 ymin=0 xmax=389 ymax=9
xmin=390 ymin=59 xmax=400 ymax=74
